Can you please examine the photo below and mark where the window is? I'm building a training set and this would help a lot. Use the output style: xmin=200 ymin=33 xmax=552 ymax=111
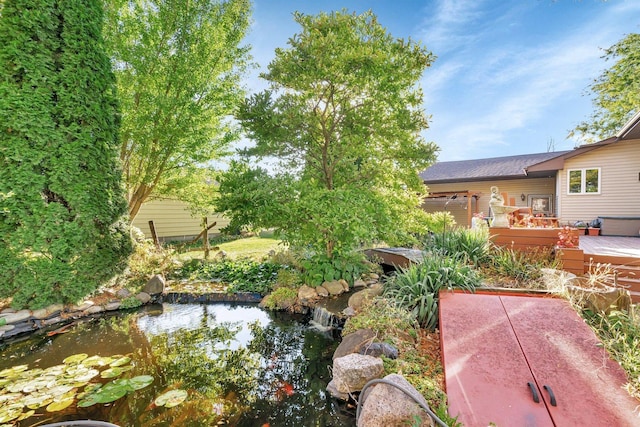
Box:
xmin=568 ymin=168 xmax=600 ymax=194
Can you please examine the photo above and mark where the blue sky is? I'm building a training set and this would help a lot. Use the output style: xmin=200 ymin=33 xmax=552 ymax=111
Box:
xmin=242 ymin=0 xmax=640 ymax=162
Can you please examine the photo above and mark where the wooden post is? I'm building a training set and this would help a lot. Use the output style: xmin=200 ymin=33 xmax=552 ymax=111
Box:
xmin=148 ymin=220 xmax=161 ymax=250
xmin=203 ymin=217 xmax=210 ymax=259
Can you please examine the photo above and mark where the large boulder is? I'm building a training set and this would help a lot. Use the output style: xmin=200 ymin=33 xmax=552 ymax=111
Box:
xmin=348 ymin=284 xmax=383 ymax=312
xmin=565 ymin=281 xmax=631 ymax=314
xmin=143 ymin=274 xmax=165 ymax=295
xmin=333 ymin=329 xmax=376 ymax=360
xmin=298 ymin=285 xmax=319 ymax=304
xmin=359 ymin=342 xmax=398 ymax=360
xmin=358 ymin=374 xmax=435 ymax=427
xmin=328 ymin=353 xmax=384 ymax=397
xmin=322 ymin=280 xmax=345 ymax=296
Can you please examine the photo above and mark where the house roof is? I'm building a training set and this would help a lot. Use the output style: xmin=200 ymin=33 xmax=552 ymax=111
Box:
xmin=421 ymin=111 xmax=640 ymax=184
xmin=419 ymin=151 xmax=570 ymax=183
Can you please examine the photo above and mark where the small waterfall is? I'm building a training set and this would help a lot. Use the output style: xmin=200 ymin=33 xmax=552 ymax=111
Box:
xmin=310 ymin=306 xmax=341 ymax=331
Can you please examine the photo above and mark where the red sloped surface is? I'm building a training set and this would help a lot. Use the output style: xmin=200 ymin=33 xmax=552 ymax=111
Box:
xmin=439 ymin=291 xmax=640 ymax=427
xmin=501 ymin=295 xmax=640 ymax=427
xmin=439 ymin=292 xmax=553 ymax=426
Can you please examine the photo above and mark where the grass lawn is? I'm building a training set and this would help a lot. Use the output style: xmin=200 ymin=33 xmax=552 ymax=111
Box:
xmin=178 ymin=236 xmax=284 ymax=261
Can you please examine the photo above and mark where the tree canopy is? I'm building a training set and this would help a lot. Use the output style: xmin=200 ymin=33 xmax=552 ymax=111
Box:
xmin=218 ymin=10 xmax=438 ymax=261
xmin=103 ymin=0 xmax=252 ymax=219
xmin=570 ymin=33 xmax=640 ymax=143
xmin=0 ymin=0 xmax=132 ymax=308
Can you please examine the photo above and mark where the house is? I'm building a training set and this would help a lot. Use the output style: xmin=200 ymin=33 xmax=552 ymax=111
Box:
xmin=420 ymin=111 xmax=640 ymax=236
xmin=131 ymin=199 xmax=229 ymax=242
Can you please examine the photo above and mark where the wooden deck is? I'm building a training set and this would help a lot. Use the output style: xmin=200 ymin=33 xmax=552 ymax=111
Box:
xmin=578 ymin=236 xmax=640 ymax=303
xmin=579 ymin=235 xmax=640 ymax=258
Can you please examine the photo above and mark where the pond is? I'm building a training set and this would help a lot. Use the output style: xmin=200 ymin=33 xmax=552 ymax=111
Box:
xmin=0 ymin=304 xmax=354 ymax=426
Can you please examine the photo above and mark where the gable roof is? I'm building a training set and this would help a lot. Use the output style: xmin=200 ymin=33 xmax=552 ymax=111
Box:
xmin=420 ymin=151 xmax=570 ymax=184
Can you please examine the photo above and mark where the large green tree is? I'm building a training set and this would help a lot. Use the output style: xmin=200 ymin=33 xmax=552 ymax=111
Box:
xmin=0 ymin=0 xmax=132 ymax=308
xmin=570 ymin=33 xmax=640 ymax=142
xmin=218 ymin=10 xmax=438 ymax=260
xmin=103 ymin=0 xmax=252 ymax=219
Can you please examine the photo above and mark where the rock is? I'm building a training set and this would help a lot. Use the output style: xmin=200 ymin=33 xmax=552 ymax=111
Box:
xmin=358 ymin=374 xmax=434 ymax=427
xmin=0 ymin=325 xmax=15 ymax=334
xmin=31 ymin=304 xmax=64 ymax=320
xmin=315 ymin=285 xmax=329 ymax=297
xmin=342 ymin=306 xmax=356 ymax=317
xmin=322 ymin=280 xmax=345 ymax=296
xmin=0 ymin=308 xmax=16 ymax=314
xmin=116 ymin=288 xmax=132 ymax=299
xmin=0 ymin=310 xmax=32 ymax=324
xmin=105 ymin=301 xmax=122 ymax=311
xmin=84 ymin=305 xmax=105 ymax=315
xmin=359 ymin=342 xmax=398 ymax=360
xmin=326 ymin=380 xmax=349 ymax=400
xmin=333 ymin=329 xmax=376 ymax=360
xmin=42 ymin=316 xmax=64 ymax=326
xmin=368 ymin=273 xmax=379 ymax=280
xmin=136 ymin=292 xmax=151 ymax=305
xmin=215 ymin=250 xmax=227 ymax=260
xmin=368 ymin=283 xmax=384 ymax=296
xmin=339 ymin=279 xmax=350 ymax=292
xmin=565 ymin=283 xmax=631 ymax=314
xmin=353 ymin=279 xmax=367 ymax=288
xmin=330 ymin=353 xmax=384 ymax=395
xmin=298 ymin=285 xmax=319 ymax=304
xmin=143 ymin=274 xmax=165 ymax=295
xmin=68 ymin=301 xmax=94 ymax=312
xmin=348 ymin=289 xmax=375 ymax=312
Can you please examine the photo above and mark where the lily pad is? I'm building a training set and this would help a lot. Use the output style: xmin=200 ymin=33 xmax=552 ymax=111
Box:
xmin=17 ymin=409 xmax=35 ymax=421
xmin=23 ymin=394 xmax=54 ymax=409
xmin=81 ymin=355 xmax=113 ymax=367
xmin=0 ymin=406 xmax=22 ymax=423
xmin=77 ymin=393 xmax=101 ymax=408
xmin=46 ymin=397 xmax=74 ymax=412
xmin=100 ymin=367 xmax=124 ymax=379
xmin=154 ymin=389 xmax=188 ymax=408
xmin=63 ymin=353 xmax=88 ymax=365
xmin=94 ymin=386 xmax=128 ymax=404
xmin=0 ymin=366 xmax=28 ymax=378
xmin=127 ymin=375 xmax=154 ymax=391
xmin=109 ymin=356 xmax=131 ymax=367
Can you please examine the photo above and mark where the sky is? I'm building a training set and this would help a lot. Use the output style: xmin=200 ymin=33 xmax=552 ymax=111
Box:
xmin=241 ymin=0 xmax=640 ymax=163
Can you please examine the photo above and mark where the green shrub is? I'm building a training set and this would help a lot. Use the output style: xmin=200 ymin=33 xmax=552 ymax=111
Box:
xmin=427 ymin=227 xmax=491 ymax=267
xmin=484 ymin=245 xmax=557 ymax=287
xmin=120 ymin=296 xmax=143 ymax=310
xmin=300 ymin=251 xmax=373 ymax=287
xmin=0 ymin=0 xmax=132 ymax=309
xmin=423 ymin=211 xmax=456 ymax=234
xmin=170 ymin=259 xmax=283 ymax=295
xmin=343 ymin=298 xmax=419 ymax=351
xmin=384 ymin=256 xmax=480 ymax=330
xmin=261 ymin=287 xmax=298 ymax=311
xmin=582 ymin=307 xmax=640 ymax=400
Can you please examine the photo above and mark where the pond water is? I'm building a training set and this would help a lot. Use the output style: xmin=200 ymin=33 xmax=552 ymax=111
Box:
xmin=0 ymin=304 xmax=354 ymax=426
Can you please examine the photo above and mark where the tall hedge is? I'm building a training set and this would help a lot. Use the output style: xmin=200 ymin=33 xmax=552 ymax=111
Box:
xmin=0 ymin=0 xmax=132 ymax=308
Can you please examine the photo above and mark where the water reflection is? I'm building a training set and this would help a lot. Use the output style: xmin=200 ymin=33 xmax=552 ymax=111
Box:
xmin=0 ymin=304 xmax=353 ymax=427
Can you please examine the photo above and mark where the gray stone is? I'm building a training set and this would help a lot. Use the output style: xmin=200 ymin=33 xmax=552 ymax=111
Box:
xmin=84 ymin=305 xmax=105 ymax=315
xmin=331 ymin=353 xmax=384 ymax=394
xmin=68 ymin=301 xmax=94 ymax=312
xmin=348 ymin=289 xmax=376 ymax=312
xmin=31 ymin=303 xmax=64 ymax=320
xmin=326 ymin=379 xmax=349 ymax=400
xmin=136 ymin=292 xmax=151 ymax=305
xmin=298 ymin=285 xmax=319 ymax=304
xmin=315 ymin=285 xmax=329 ymax=297
xmin=116 ymin=288 xmax=132 ymax=299
xmin=333 ymin=329 xmax=376 ymax=360
xmin=0 ymin=310 xmax=32 ymax=324
xmin=342 ymin=306 xmax=356 ymax=317
xmin=322 ymin=280 xmax=345 ymax=296
xmin=353 ymin=279 xmax=367 ymax=288
xmin=143 ymin=274 xmax=165 ymax=295
xmin=0 ymin=325 xmax=15 ymax=333
xmin=42 ymin=316 xmax=64 ymax=326
xmin=358 ymin=374 xmax=434 ymax=427
xmin=0 ymin=308 xmax=16 ymax=314
xmin=359 ymin=342 xmax=399 ymax=359
xmin=565 ymin=283 xmax=631 ymax=314
xmin=105 ymin=301 xmax=122 ymax=311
